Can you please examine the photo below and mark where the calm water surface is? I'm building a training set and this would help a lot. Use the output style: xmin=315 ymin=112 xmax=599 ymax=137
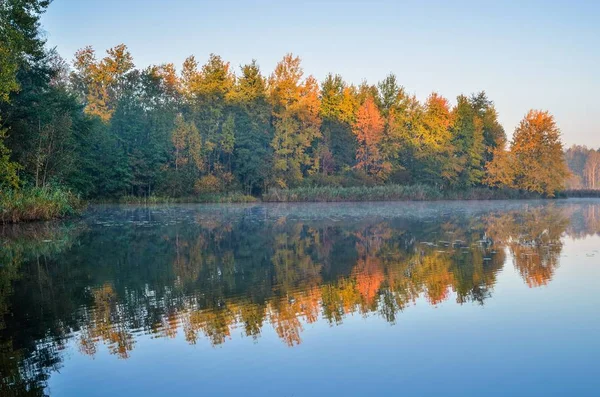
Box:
xmin=1 ymin=200 xmax=599 ymax=396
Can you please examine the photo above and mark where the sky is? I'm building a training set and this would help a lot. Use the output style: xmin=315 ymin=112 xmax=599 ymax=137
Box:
xmin=41 ymin=0 xmax=600 ymax=147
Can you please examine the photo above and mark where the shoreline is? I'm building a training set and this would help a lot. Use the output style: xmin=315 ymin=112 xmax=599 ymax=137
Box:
xmin=4 ymin=185 xmax=600 ymax=224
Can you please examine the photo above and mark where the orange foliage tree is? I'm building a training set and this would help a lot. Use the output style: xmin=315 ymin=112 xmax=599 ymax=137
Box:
xmin=486 ymin=110 xmax=569 ymax=196
xmin=352 ymin=96 xmax=390 ymax=179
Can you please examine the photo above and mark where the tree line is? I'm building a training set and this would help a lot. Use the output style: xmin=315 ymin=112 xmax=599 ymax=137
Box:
xmin=0 ymin=0 xmax=574 ymax=199
xmin=565 ymin=145 xmax=600 ymax=189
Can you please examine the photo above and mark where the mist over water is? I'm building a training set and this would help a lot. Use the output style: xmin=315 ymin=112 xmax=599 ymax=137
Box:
xmin=1 ymin=199 xmax=599 ymax=396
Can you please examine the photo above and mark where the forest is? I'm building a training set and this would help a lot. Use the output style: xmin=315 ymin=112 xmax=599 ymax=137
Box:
xmin=0 ymin=0 xmax=587 ymax=220
xmin=565 ymin=145 xmax=600 ymax=189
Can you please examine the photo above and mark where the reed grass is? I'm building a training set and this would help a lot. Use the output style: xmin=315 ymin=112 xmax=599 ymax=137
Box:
xmin=0 ymin=186 xmax=85 ymax=224
xmin=116 ymin=192 xmax=257 ymax=204
xmin=262 ymin=184 xmax=543 ymax=202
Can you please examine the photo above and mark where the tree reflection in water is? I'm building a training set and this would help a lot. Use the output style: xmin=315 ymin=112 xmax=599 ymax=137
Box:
xmin=1 ymin=201 xmax=599 ymax=395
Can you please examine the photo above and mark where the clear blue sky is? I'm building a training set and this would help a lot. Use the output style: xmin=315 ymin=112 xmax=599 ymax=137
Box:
xmin=41 ymin=0 xmax=599 ymax=147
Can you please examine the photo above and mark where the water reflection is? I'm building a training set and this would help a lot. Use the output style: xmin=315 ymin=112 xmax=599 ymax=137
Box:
xmin=1 ymin=200 xmax=600 ymax=395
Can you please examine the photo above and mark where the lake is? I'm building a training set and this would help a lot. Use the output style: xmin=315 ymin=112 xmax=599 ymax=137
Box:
xmin=1 ymin=200 xmax=599 ymax=396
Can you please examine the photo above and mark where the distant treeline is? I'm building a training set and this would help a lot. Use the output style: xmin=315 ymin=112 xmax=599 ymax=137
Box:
xmin=0 ymin=0 xmax=575 ymax=201
xmin=565 ymin=146 xmax=600 ymax=190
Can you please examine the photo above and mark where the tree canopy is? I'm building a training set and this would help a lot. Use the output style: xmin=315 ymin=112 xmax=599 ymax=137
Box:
xmin=0 ymin=1 xmax=577 ymax=198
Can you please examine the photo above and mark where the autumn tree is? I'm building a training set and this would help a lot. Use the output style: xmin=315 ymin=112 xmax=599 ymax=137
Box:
xmin=484 ymin=137 xmax=516 ymax=188
xmin=352 ymin=96 xmax=389 ymax=179
xmin=269 ymin=54 xmax=321 ymax=188
xmin=413 ymin=93 xmax=456 ymax=185
xmin=509 ymin=110 xmax=569 ymax=196
xmin=72 ymin=44 xmax=135 ymax=121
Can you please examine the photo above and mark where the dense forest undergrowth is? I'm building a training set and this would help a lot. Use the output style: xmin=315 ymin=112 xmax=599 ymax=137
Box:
xmin=1 ymin=1 xmax=598 ymax=223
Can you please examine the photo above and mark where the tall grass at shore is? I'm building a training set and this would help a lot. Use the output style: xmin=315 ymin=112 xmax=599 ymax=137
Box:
xmin=0 ymin=187 xmax=85 ymax=223
xmin=262 ymin=185 xmax=543 ymax=202
xmin=115 ymin=192 xmax=257 ymax=205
